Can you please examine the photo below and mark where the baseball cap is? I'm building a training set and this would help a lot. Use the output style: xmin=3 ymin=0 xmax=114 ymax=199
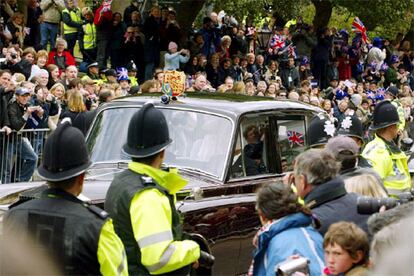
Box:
xmin=325 ymin=136 xmax=359 ymax=160
xmin=15 ymin=87 xmax=30 ymax=96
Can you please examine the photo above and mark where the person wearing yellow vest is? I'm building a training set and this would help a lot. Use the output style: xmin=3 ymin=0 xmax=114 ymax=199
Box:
xmin=384 ymin=85 xmax=405 ymax=132
xmin=105 ymin=103 xmax=215 ymax=275
xmin=62 ymin=0 xmax=82 ymax=55
xmin=362 ymin=101 xmax=411 ymax=197
xmin=80 ymin=7 xmax=97 ymax=63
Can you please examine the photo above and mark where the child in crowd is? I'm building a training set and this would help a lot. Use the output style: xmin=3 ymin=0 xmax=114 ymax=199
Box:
xmin=323 ymin=222 xmax=370 ymax=276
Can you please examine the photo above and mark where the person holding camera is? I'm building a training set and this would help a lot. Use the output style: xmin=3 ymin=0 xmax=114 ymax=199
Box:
xmin=250 ymin=182 xmax=324 ymax=276
xmin=164 ymin=41 xmax=190 ymax=71
xmin=4 ymin=87 xmax=38 ymax=183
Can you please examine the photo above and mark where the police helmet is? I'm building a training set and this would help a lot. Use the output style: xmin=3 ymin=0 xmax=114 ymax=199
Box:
xmin=38 ymin=119 xmax=92 ymax=181
xmin=126 ymin=60 xmax=137 ymax=72
xmin=370 ymin=100 xmax=399 ymax=130
xmin=386 ymin=85 xmax=399 ymax=98
xmin=122 ymin=103 xmax=172 ymax=158
xmin=307 ymin=114 xmax=336 ymax=148
xmin=337 ymin=115 xmax=363 ymax=141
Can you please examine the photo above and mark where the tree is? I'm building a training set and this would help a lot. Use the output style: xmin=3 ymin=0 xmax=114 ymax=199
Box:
xmin=311 ymin=0 xmax=332 ymax=30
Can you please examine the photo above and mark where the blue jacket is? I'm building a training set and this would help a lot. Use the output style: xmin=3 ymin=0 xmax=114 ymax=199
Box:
xmin=252 ymin=212 xmax=325 ymax=276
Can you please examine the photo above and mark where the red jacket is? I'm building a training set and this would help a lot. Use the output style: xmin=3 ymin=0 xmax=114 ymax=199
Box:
xmin=337 ymin=56 xmax=352 ymax=80
xmin=94 ymin=3 xmax=113 ymax=26
xmin=47 ymin=49 xmax=76 ymax=74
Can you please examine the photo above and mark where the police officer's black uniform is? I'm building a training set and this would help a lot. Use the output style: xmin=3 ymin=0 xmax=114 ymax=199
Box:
xmin=2 ymin=121 xmax=127 ymax=275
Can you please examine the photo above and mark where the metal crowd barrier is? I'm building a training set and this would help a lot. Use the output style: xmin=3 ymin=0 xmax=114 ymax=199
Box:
xmin=0 ymin=129 xmax=50 ymax=184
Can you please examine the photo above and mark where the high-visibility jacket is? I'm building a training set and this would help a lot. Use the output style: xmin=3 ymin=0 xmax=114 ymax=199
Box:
xmin=391 ymin=99 xmax=405 ymax=131
xmin=362 ymin=134 xmax=411 ymax=196
xmin=82 ymin=22 xmax=96 ymax=50
xmin=3 ymin=188 xmax=128 ymax=275
xmin=105 ymin=162 xmax=200 ymax=275
xmin=62 ymin=8 xmax=82 ymax=35
xmin=129 ymin=76 xmax=138 ymax=87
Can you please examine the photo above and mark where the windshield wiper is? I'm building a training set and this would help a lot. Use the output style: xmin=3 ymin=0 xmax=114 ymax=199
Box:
xmin=89 ymin=160 xmax=130 ymax=169
xmin=174 ymin=166 xmax=217 ymax=179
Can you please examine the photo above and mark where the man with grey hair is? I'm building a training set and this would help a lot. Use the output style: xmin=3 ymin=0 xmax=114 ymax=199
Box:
xmin=291 ymin=149 xmax=369 ymax=235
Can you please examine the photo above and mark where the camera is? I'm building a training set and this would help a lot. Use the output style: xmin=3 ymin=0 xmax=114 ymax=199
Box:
xmin=275 ymin=256 xmax=310 ymax=276
xmin=357 ymin=191 xmax=414 ymax=215
xmin=10 ymin=53 xmax=16 ymax=59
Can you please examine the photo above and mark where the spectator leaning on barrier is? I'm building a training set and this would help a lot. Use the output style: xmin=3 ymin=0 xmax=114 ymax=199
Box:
xmin=291 ymin=149 xmax=369 ymax=235
xmin=4 ymin=87 xmax=38 ymax=183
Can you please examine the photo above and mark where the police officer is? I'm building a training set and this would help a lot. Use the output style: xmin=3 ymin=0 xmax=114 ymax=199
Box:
xmin=385 ymin=85 xmax=405 ymax=133
xmin=307 ymin=114 xmax=336 ymax=148
xmin=337 ymin=115 xmax=372 ymax=168
xmin=362 ymin=101 xmax=411 ymax=196
xmin=105 ymin=103 xmax=207 ymax=275
xmin=2 ymin=121 xmax=128 ymax=275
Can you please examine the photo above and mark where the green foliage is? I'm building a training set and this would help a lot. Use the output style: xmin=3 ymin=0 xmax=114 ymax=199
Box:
xmin=203 ymin=0 xmax=414 ymax=38
xmin=205 ymin=0 xmax=307 ymax=26
xmin=337 ymin=0 xmax=414 ymax=39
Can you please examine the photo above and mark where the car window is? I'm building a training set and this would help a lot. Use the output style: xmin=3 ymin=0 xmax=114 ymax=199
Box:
xmin=87 ymin=107 xmax=233 ymax=179
xmin=276 ymin=116 xmax=307 ymax=172
xmin=229 ymin=115 xmax=270 ymax=178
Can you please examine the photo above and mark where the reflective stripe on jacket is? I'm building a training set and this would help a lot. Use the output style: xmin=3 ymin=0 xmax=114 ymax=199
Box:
xmin=62 ymin=8 xmax=82 ymax=34
xmin=362 ymin=135 xmax=411 ymax=196
xmin=98 ymin=219 xmax=128 ymax=275
xmin=105 ymin=162 xmax=200 ymax=275
xmin=82 ymin=23 xmax=96 ymax=49
xmin=129 ymin=162 xmax=200 ymax=274
xmin=391 ymin=99 xmax=406 ymax=131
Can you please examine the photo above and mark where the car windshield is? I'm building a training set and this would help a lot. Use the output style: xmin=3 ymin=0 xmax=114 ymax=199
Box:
xmin=87 ymin=107 xmax=233 ymax=179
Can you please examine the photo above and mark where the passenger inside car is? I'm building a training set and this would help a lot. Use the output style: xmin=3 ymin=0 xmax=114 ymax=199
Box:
xmin=243 ymin=125 xmax=266 ymax=176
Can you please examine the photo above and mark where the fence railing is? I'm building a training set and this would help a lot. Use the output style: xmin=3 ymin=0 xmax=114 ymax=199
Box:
xmin=0 ymin=129 xmax=50 ymax=184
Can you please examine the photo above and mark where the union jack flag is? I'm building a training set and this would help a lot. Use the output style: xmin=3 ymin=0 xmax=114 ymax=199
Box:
xmin=116 ymin=67 xmax=129 ymax=81
xmin=102 ymin=0 xmax=113 ymax=12
xmin=287 ymin=45 xmax=297 ymax=59
xmin=287 ymin=131 xmax=304 ymax=147
xmin=352 ymin=17 xmax=368 ymax=44
xmin=366 ymin=90 xmax=376 ymax=101
xmin=269 ymin=35 xmax=285 ymax=50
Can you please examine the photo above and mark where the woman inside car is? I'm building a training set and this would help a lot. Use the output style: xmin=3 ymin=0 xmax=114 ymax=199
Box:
xmin=250 ymin=183 xmax=324 ymax=276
